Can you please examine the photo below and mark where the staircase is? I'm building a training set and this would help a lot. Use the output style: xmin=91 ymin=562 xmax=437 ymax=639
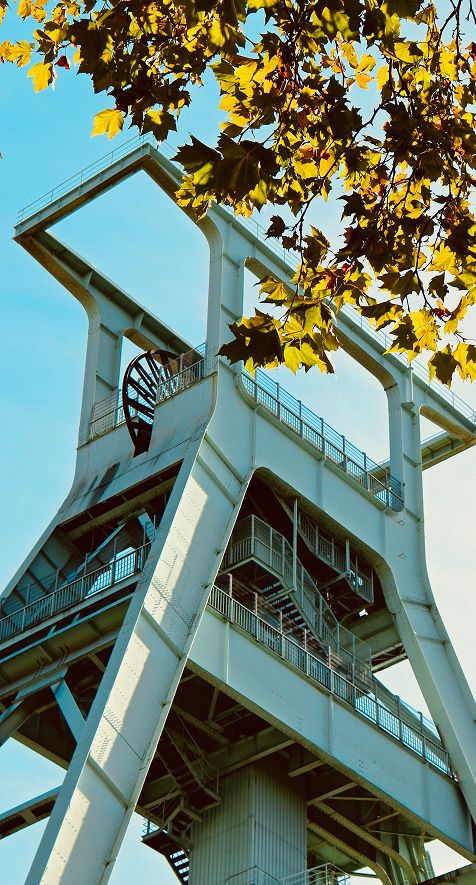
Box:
xmin=260 ymin=579 xmax=307 ymax=632
xmin=222 ymin=514 xmax=372 ymax=673
xmin=142 ymin=715 xmax=220 ymax=878
xmin=142 ymin=817 xmax=190 ymax=883
xmin=279 ymin=499 xmax=374 ymax=604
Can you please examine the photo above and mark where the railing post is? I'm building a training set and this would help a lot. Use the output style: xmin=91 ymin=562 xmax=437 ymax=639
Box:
xmin=111 ymin=538 xmax=117 ymax=586
xmin=374 ymin=678 xmax=380 ymax=726
xmin=420 ymin=711 xmax=427 ymax=761
xmin=292 ymin=499 xmax=298 ymax=593
xmin=397 ymin=696 xmax=403 ymax=742
xmin=81 ymin=554 xmax=88 ymax=599
xmin=345 ymin=540 xmax=350 ymax=574
xmin=276 ymin=382 xmax=280 ymax=419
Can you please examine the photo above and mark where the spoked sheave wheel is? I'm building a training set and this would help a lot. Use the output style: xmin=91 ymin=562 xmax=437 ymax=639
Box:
xmin=122 ymin=349 xmax=178 ymax=455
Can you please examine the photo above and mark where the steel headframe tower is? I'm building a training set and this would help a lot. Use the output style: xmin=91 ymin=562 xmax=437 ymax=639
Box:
xmin=1 ymin=138 xmax=475 ymax=885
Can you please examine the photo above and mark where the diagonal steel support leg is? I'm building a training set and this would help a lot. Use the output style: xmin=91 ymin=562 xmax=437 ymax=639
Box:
xmin=26 ymin=440 xmax=249 ymax=884
xmin=0 ymin=694 xmax=46 ymax=747
xmin=50 ymin=681 xmax=85 ymax=743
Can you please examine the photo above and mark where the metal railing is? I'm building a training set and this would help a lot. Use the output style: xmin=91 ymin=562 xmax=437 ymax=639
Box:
xmin=296 ymin=508 xmax=374 ymax=604
xmin=242 ymin=371 xmax=404 ymax=512
xmin=0 ymin=540 xmax=152 ymax=645
xmin=281 ymin=864 xmax=350 ymax=885
xmin=16 ymin=131 xmax=476 ymax=428
xmin=82 ymin=345 xmax=213 ymax=443
xmin=166 ymin=711 xmax=220 ymax=800
xmin=16 ymin=133 xmax=159 ymax=223
xmin=224 ymin=515 xmax=372 ymax=673
xmin=208 ymin=585 xmax=454 ymax=778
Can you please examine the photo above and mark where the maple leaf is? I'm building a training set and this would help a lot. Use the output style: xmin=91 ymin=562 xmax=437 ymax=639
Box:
xmin=27 ymin=61 xmax=52 ymax=91
xmin=91 ymin=108 xmax=124 ymax=140
xmin=4 ymin=0 xmax=476 ymax=384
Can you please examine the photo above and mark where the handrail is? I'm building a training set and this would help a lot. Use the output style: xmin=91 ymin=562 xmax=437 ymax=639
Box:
xmin=292 ymin=505 xmax=374 ymax=604
xmin=281 ymin=864 xmax=350 ymax=885
xmin=241 ymin=371 xmax=404 ymax=512
xmin=81 ymin=344 xmax=212 ymax=443
xmin=208 ymin=585 xmax=454 ymax=778
xmin=16 ymin=132 xmax=476 ymax=428
xmin=216 ymin=572 xmax=440 ymax=743
xmin=0 ymin=540 xmax=152 ymax=645
xmin=166 ymin=711 xmax=219 ymax=797
xmin=0 ymin=544 xmax=449 ymax=775
xmin=224 ymin=515 xmax=372 ymax=671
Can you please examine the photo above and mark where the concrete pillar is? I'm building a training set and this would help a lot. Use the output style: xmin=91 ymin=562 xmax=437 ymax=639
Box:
xmin=189 ymin=759 xmax=307 ymax=885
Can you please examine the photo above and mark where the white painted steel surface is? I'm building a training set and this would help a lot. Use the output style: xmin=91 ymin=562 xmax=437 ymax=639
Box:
xmin=189 ymin=607 xmax=474 ymax=857
xmin=2 ymin=137 xmax=474 ymax=882
xmin=189 ymin=760 xmax=307 ymax=885
xmin=26 ymin=447 xmax=249 ymax=884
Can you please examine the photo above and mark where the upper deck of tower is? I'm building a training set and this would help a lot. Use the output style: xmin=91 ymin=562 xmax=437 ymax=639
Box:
xmin=14 ymin=132 xmax=476 ymax=472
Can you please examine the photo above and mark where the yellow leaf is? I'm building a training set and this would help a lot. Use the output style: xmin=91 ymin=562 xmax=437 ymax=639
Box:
xmin=377 ymin=64 xmax=389 ymax=89
xmin=411 ymin=309 xmax=439 ymax=351
xmin=248 ymin=0 xmax=278 ymax=9
xmin=249 ymin=179 xmax=268 ymax=208
xmin=27 ymin=61 xmax=52 ymax=92
xmin=208 ymin=19 xmax=236 ymax=49
xmin=31 ymin=1 xmax=46 ymax=21
xmin=342 ymin=42 xmax=358 ymax=69
xmin=439 ymin=49 xmax=456 ymax=80
xmin=454 ymin=343 xmax=476 ymax=381
xmin=11 ymin=39 xmax=32 ymax=66
xmin=357 ymin=53 xmax=375 ymax=73
xmin=91 ymin=108 xmax=124 ymax=140
xmin=355 ymin=71 xmax=372 ymax=89
xmin=17 ymin=0 xmax=31 ymax=17
xmin=319 ymin=152 xmax=334 ymax=177
xmin=284 ymin=344 xmax=301 ymax=373
xmin=0 ymin=40 xmax=15 ymax=61
xmin=294 ymin=158 xmax=318 ymax=179
xmin=429 ymin=245 xmax=459 ymax=275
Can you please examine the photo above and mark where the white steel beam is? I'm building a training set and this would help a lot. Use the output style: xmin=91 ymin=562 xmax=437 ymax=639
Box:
xmin=50 ymin=681 xmax=85 ymax=743
xmin=26 ymin=442 xmax=249 ymax=884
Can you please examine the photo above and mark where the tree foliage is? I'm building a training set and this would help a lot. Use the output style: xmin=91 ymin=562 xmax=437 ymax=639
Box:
xmin=2 ymin=0 xmax=476 ymax=383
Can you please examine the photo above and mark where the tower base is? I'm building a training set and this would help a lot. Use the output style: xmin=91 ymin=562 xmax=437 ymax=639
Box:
xmin=189 ymin=759 xmax=307 ymax=885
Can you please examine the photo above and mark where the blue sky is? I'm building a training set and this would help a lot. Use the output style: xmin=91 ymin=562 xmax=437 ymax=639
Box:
xmin=0 ymin=27 xmax=475 ymax=882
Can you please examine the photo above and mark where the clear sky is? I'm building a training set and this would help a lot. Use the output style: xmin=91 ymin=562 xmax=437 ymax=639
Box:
xmin=0 ymin=31 xmax=475 ymax=883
